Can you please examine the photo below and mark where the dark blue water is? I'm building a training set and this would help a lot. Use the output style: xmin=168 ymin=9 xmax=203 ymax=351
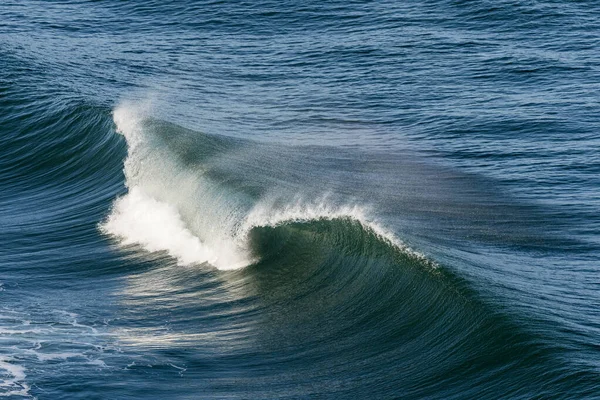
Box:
xmin=1 ymin=1 xmax=599 ymax=398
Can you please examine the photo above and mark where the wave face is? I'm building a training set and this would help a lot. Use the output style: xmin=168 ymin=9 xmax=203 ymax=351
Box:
xmin=1 ymin=0 xmax=600 ymax=399
xmin=102 ymin=102 xmax=427 ymax=271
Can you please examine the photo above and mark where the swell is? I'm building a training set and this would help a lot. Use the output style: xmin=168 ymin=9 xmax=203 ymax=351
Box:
xmin=0 ymin=78 xmax=130 ymax=285
xmin=1 ymin=91 xmax=596 ymax=397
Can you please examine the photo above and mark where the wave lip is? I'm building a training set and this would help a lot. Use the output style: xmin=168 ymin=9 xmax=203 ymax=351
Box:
xmin=242 ymin=198 xmax=437 ymax=268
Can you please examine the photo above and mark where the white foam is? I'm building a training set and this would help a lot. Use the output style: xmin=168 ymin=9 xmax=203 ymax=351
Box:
xmin=101 ymin=187 xmax=223 ymax=266
xmin=243 ymin=197 xmax=373 ymax=232
xmin=86 ymin=359 xmax=107 ymax=368
xmin=22 ymin=349 xmax=81 ymax=362
xmin=0 ymin=308 xmax=122 ymax=398
xmin=112 ymin=99 xmax=154 ymax=151
xmin=0 ymin=357 xmax=29 ymax=397
xmin=0 ymin=328 xmax=44 ymax=335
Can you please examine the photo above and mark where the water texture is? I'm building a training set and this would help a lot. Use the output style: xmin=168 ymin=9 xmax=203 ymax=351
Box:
xmin=0 ymin=1 xmax=599 ymax=398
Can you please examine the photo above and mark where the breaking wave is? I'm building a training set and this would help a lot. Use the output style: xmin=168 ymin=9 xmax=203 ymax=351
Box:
xmin=101 ymin=101 xmax=434 ymax=270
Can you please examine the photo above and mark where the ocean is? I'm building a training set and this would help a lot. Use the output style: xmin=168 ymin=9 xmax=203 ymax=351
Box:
xmin=1 ymin=1 xmax=599 ymax=398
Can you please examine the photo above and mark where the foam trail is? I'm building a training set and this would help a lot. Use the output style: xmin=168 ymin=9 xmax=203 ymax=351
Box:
xmin=0 ymin=357 xmax=29 ymax=397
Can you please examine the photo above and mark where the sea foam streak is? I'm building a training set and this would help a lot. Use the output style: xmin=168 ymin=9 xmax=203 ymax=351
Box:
xmin=102 ymin=101 xmax=433 ymax=270
xmin=0 ymin=357 xmax=29 ymax=398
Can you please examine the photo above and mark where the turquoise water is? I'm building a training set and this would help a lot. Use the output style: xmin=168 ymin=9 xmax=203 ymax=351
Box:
xmin=1 ymin=1 xmax=599 ymax=398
